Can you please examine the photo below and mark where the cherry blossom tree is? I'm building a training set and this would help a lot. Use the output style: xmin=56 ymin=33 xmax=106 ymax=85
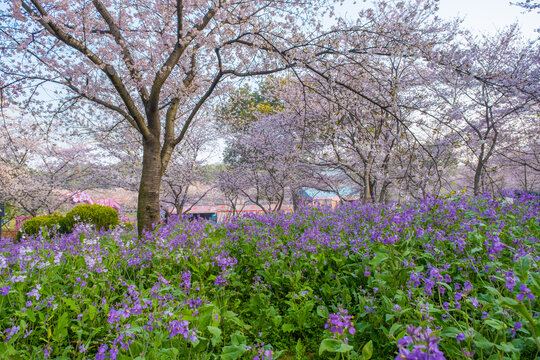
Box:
xmin=261 ymin=1 xmax=461 ymax=202
xmin=94 ymin=116 xmax=218 ymax=216
xmin=220 ymin=112 xmax=319 ymax=213
xmin=0 ymin=0 xmax=334 ymax=232
xmin=512 ymin=0 xmax=540 ymax=13
xmin=421 ymin=26 xmax=539 ymax=195
xmin=0 ymin=109 xmax=101 ymax=216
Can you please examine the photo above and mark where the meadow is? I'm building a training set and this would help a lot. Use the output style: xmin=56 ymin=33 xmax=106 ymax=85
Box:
xmin=0 ymin=193 xmax=539 ymax=360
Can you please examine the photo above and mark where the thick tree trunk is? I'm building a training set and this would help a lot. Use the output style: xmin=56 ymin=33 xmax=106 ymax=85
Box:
xmin=137 ymin=137 xmax=162 ymax=234
xmin=364 ymin=169 xmax=372 ymax=203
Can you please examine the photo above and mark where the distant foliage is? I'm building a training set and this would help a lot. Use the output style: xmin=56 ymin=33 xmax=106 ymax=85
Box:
xmin=61 ymin=204 xmax=119 ymax=233
xmin=16 ymin=214 xmax=63 ymax=241
xmin=17 ymin=205 xmax=119 ymax=241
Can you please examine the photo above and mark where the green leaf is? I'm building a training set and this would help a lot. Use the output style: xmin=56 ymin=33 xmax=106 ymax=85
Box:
xmin=224 ymin=311 xmax=251 ymax=330
xmin=63 ymin=298 xmax=80 ymax=312
xmin=436 ymin=282 xmax=452 ymax=292
xmin=514 ymin=256 xmax=530 ymax=283
xmin=484 ymin=286 xmax=501 ymax=297
xmin=485 ymin=319 xmax=506 ymax=331
xmin=157 ymin=348 xmax=179 ymax=359
xmin=389 ymin=323 xmax=402 ymax=337
xmin=88 ymin=305 xmax=97 ymax=321
xmin=53 ymin=313 xmax=69 ymax=341
xmin=440 ymin=327 xmax=461 ymax=338
xmin=207 ymin=326 xmax=222 ymax=346
xmin=355 ymin=321 xmax=371 ymax=333
xmin=208 ymin=326 xmax=222 ymax=337
xmin=221 ymin=345 xmax=247 ymax=360
xmin=230 ymin=332 xmax=246 ymax=347
xmin=319 ymin=338 xmax=353 ymax=355
xmin=473 ymin=334 xmax=494 ymax=350
xmin=25 ymin=309 xmax=36 ymax=323
xmin=282 ymin=323 xmax=296 ymax=332
xmin=362 ymin=340 xmax=373 ymax=360
xmin=496 ymin=342 xmax=518 ymax=353
xmin=317 ymin=305 xmax=329 ymax=318
xmin=369 ymin=250 xmax=389 ymax=268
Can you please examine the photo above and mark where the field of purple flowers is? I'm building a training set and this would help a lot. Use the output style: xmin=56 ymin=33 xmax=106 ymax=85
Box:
xmin=0 ymin=193 xmax=539 ymax=360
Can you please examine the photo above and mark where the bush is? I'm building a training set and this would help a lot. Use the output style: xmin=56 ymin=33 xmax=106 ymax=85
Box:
xmin=120 ymin=221 xmax=135 ymax=232
xmin=61 ymin=204 xmax=119 ymax=233
xmin=16 ymin=214 xmax=63 ymax=241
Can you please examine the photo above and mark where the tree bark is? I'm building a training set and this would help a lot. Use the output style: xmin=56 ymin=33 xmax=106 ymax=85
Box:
xmin=292 ymin=187 xmax=301 ymax=212
xmin=473 ymin=159 xmax=483 ymax=196
xmin=137 ymin=137 xmax=162 ymax=234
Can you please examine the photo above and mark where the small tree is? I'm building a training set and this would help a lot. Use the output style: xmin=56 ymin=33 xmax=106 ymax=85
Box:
xmin=0 ymin=110 xmax=101 ymax=216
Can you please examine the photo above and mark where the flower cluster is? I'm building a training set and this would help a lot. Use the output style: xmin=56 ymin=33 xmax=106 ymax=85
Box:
xmin=168 ymin=319 xmax=197 ymax=342
xmin=396 ymin=325 xmax=446 ymax=360
xmin=0 ymin=193 xmax=537 ymax=359
xmin=325 ymin=308 xmax=356 ymax=341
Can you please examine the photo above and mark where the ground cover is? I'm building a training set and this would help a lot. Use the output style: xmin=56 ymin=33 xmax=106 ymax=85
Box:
xmin=0 ymin=193 xmax=539 ymax=359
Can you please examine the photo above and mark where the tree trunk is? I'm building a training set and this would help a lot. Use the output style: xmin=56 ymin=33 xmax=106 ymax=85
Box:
xmin=473 ymin=143 xmax=486 ymax=196
xmin=364 ymin=168 xmax=372 ymax=203
xmin=137 ymin=137 xmax=162 ymax=234
xmin=292 ymin=187 xmax=301 ymax=212
xmin=473 ymin=159 xmax=483 ymax=196
xmin=523 ymin=164 xmax=528 ymax=192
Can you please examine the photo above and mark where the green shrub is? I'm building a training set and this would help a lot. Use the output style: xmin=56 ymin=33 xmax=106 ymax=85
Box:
xmin=120 ymin=221 xmax=135 ymax=232
xmin=16 ymin=214 xmax=63 ymax=241
xmin=61 ymin=204 xmax=119 ymax=233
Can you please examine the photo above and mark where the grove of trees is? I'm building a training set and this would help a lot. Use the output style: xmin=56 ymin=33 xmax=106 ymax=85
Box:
xmin=1 ymin=0 xmax=539 ymax=232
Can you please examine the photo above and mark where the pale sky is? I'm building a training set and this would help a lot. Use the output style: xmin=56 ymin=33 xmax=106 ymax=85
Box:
xmin=337 ymin=0 xmax=539 ymax=40
xmin=437 ymin=0 xmax=539 ymax=39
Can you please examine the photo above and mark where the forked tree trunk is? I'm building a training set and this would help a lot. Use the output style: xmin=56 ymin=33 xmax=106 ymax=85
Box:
xmin=137 ymin=137 xmax=162 ymax=234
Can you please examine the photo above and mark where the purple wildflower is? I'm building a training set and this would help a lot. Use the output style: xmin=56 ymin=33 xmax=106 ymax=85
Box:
xmin=325 ymin=308 xmax=356 ymax=339
xmin=395 ymin=325 xmax=446 ymax=360
xmin=95 ymin=344 xmax=108 ymax=360
xmin=0 ymin=286 xmax=10 ymax=296
xmin=44 ymin=345 xmax=52 ymax=359
xmin=516 ymin=284 xmax=534 ymax=301
xmin=4 ymin=326 xmax=20 ymax=341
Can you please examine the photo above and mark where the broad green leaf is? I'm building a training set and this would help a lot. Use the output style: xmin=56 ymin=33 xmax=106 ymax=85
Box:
xmin=25 ymin=309 xmax=36 ymax=323
xmin=317 ymin=305 xmax=329 ymax=318
xmin=389 ymin=323 xmax=402 ymax=337
xmin=496 ymin=342 xmax=518 ymax=353
xmin=221 ymin=345 xmax=247 ymax=360
xmin=230 ymin=332 xmax=246 ymax=347
xmin=282 ymin=323 xmax=295 ymax=332
xmin=319 ymin=338 xmax=353 ymax=355
xmin=53 ymin=313 xmax=69 ymax=341
xmin=485 ymin=319 xmax=506 ymax=331
xmin=362 ymin=340 xmax=373 ymax=360
xmin=207 ymin=326 xmax=222 ymax=346
xmin=473 ymin=334 xmax=494 ymax=350
xmin=88 ymin=305 xmax=97 ymax=321
xmin=157 ymin=348 xmax=179 ymax=359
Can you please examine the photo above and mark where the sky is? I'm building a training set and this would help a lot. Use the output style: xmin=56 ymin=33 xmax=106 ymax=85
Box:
xmin=336 ymin=0 xmax=539 ymax=39
xmin=437 ymin=0 xmax=539 ymax=39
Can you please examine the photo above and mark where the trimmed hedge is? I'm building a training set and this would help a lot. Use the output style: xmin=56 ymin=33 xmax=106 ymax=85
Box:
xmin=61 ymin=204 xmax=119 ymax=233
xmin=16 ymin=214 xmax=63 ymax=241
xmin=17 ymin=204 xmax=120 ymax=240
